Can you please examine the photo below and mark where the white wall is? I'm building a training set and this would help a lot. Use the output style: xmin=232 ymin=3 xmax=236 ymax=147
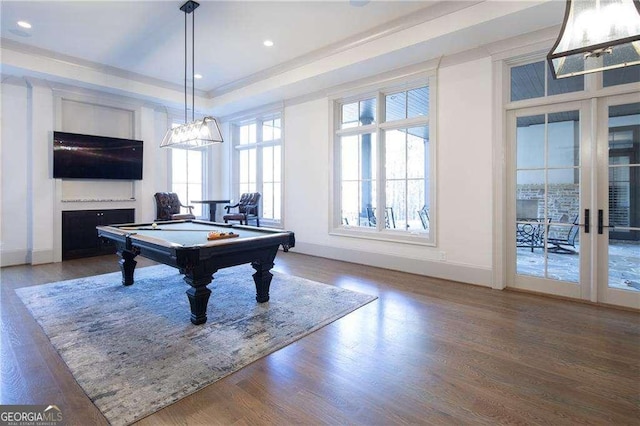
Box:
xmin=281 ymin=57 xmax=494 ymax=286
xmin=437 ymin=58 xmax=494 ymax=271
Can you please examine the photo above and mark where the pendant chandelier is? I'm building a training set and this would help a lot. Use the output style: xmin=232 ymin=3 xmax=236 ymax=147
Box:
xmin=547 ymin=0 xmax=640 ymax=79
xmin=161 ymin=0 xmax=223 ymax=150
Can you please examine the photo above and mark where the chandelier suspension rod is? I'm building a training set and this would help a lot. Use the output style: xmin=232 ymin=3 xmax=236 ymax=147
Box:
xmin=192 ymin=7 xmax=195 ymax=122
xmin=184 ymin=10 xmax=187 ymax=124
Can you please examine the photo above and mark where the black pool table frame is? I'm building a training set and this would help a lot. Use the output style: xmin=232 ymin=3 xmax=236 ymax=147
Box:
xmin=96 ymin=220 xmax=295 ymax=325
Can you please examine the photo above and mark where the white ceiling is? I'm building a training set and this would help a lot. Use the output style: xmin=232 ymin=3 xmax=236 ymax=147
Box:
xmin=0 ymin=1 xmax=565 ymax=116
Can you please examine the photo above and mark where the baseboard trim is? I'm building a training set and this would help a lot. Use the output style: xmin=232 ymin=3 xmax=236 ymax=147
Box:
xmin=292 ymin=242 xmax=493 ymax=288
xmin=0 ymin=249 xmax=30 ymax=267
xmin=30 ymin=249 xmax=55 ymax=265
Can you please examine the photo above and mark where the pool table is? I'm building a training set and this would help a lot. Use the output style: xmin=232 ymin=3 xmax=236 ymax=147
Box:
xmin=96 ymin=220 xmax=295 ymax=325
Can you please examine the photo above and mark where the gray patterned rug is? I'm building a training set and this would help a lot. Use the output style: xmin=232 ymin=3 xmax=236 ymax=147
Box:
xmin=16 ymin=264 xmax=376 ymax=425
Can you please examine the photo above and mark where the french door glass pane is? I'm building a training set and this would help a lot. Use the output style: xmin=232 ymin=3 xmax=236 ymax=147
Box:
xmin=548 ymin=111 xmax=580 ymax=167
xmin=608 ymin=102 xmax=640 ymax=292
xmin=516 ymin=115 xmax=544 ymax=168
xmin=515 ymin=111 xmax=581 ymax=283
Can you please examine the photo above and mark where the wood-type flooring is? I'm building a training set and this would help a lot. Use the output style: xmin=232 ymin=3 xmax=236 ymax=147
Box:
xmin=1 ymin=252 xmax=638 ymax=425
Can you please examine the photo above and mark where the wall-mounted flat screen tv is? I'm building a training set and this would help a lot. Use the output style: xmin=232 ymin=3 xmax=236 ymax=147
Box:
xmin=53 ymin=131 xmax=143 ymax=180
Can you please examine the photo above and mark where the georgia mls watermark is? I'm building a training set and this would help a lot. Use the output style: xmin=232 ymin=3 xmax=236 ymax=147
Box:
xmin=0 ymin=405 xmax=64 ymax=426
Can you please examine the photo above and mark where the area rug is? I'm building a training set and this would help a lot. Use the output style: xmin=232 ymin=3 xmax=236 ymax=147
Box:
xmin=16 ymin=264 xmax=376 ymax=425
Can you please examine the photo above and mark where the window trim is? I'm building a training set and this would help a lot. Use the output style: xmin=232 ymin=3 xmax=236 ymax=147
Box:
xmin=329 ymin=75 xmax=437 ymax=246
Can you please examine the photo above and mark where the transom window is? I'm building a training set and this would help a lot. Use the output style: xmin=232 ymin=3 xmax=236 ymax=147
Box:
xmin=510 ymin=60 xmax=584 ymax=102
xmin=332 ymin=77 xmax=436 ymax=244
xmin=510 ymin=60 xmax=640 ymax=103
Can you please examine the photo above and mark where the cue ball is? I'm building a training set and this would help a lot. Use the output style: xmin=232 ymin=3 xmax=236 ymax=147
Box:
xmin=151 ymin=222 xmax=158 ymax=228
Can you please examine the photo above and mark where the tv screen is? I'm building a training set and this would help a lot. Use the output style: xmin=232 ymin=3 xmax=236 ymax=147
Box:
xmin=53 ymin=131 xmax=143 ymax=180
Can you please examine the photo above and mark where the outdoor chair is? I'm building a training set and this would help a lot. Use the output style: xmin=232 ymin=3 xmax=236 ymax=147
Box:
xmin=366 ymin=206 xmax=396 ymax=228
xmin=418 ymin=205 xmax=430 ymax=229
xmin=547 ymin=214 xmax=580 ymax=254
xmin=154 ymin=192 xmax=195 ymax=221
xmin=516 ymin=218 xmax=549 ymax=252
xmin=223 ymin=192 xmax=261 ymax=226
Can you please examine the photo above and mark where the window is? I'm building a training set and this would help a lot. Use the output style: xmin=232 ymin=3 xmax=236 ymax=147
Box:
xmin=510 ymin=60 xmax=584 ymax=102
xmin=332 ymin=78 xmax=435 ymax=244
xmin=170 ymin=123 xmax=204 ymax=217
xmin=232 ymin=113 xmax=283 ymax=224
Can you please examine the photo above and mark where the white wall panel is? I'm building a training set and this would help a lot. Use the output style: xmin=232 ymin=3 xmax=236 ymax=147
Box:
xmin=437 ymin=57 xmax=493 ymax=268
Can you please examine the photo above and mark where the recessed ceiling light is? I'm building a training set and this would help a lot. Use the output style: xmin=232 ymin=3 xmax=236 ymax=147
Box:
xmin=263 ymin=40 xmax=274 ymax=47
xmin=17 ymin=20 xmax=32 ymax=29
xmin=194 ymin=74 xmax=202 ymax=79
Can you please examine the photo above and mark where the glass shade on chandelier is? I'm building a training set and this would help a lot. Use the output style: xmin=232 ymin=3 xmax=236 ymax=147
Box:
xmin=547 ymin=0 xmax=640 ymax=79
xmin=160 ymin=116 xmax=223 ymax=150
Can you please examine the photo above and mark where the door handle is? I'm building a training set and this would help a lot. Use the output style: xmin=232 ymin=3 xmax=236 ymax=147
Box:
xmin=584 ymin=209 xmax=590 ymax=234
xmin=598 ymin=209 xmax=603 ymax=234
xmin=596 ymin=209 xmax=616 ymax=234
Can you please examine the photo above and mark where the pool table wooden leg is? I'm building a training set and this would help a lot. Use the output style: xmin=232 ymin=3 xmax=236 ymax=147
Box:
xmin=251 ymin=248 xmax=278 ymax=303
xmin=183 ymin=271 xmax=214 ymax=325
xmin=118 ymin=250 xmax=137 ymax=286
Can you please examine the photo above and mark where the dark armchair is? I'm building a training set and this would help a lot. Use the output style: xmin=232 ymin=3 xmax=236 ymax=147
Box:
xmin=154 ymin=192 xmax=196 ymax=221
xmin=223 ymin=192 xmax=261 ymax=226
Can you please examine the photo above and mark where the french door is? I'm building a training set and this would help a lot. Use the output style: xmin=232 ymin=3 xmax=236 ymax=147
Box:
xmin=597 ymin=94 xmax=640 ymax=309
xmin=507 ymin=96 xmax=640 ymax=309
